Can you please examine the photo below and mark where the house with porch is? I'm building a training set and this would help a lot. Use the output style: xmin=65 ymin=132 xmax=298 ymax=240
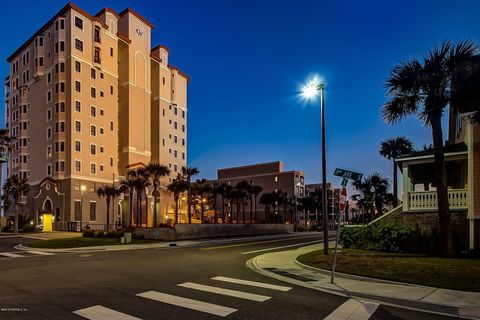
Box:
xmin=394 ymin=109 xmax=479 ymax=251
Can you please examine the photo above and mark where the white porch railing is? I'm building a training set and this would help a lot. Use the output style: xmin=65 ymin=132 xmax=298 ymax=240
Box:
xmin=408 ymin=189 xmax=468 ymax=211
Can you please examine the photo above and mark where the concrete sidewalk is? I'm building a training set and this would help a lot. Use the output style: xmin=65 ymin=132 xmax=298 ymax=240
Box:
xmin=0 ymin=231 xmax=82 ymax=240
xmin=248 ymin=243 xmax=480 ymax=320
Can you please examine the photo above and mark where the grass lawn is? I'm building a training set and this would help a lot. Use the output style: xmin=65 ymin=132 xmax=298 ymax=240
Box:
xmin=23 ymin=237 xmax=157 ymax=249
xmin=297 ymin=249 xmax=480 ymax=292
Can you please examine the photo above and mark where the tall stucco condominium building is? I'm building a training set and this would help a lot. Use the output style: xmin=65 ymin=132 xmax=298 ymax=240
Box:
xmin=4 ymin=3 xmax=189 ymax=229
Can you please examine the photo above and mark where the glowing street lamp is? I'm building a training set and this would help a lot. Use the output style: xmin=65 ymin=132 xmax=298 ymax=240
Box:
xmin=301 ymin=76 xmax=329 ymax=255
xmin=80 ymin=185 xmax=86 ymax=231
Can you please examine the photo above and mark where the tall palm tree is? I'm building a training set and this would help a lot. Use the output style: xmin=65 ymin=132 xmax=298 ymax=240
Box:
xmin=379 ymin=136 xmax=414 ymax=207
xmin=250 ymin=185 xmax=263 ymax=223
xmin=193 ymin=179 xmax=211 ymax=223
xmin=216 ymin=183 xmax=231 ymax=223
xmin=181 ymin=166 xmax=199 ymax=224
xmin=235 ymin=181 xmax=251 ymax=223
xmin=127 ymin=168 xmax=150 ymax=227
xmin=167 ymin=174 xmax=187 ymax=224
xmin=146 ymin=163 xmax=170 ymax=227
xmin=259 ymin=192 xmax=275 ymax=223
xmin=382 ymin=40 xmax=478 ymax=255
xmin=119 ymin=175 xmax=136 ymax=227
xmin=2 ymin=175 xmax=30 ymax=234
xmin=96 ymin=185 xmax=120 ymax=231
xmin=353 ymin=173 xmax=391 ymax=220
xmin=0 ymin=129 xmax=14 ymax=212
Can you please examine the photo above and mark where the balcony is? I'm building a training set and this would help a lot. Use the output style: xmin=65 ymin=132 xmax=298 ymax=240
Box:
xmin=407 ymin=189 xmax=468 ymax=211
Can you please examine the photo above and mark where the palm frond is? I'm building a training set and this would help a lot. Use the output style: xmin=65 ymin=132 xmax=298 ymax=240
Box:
xmin=382 ymin=94 xmax=420 ymax=124
xmin=385 ymin=59 xmax=423 ymax=95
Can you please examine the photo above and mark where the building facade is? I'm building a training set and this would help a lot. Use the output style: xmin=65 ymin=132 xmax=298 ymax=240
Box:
xmin=4 ymin=3 xmax=188 ymax=229
xmin=212 ymin=161 xmax=305 ymax=223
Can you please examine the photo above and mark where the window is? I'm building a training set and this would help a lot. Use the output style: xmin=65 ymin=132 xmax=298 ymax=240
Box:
xmin=60 ymin=19 xmax=64 ymax=29
xmin=74 ymin=201 xmax=81 ymax=221
xmin=90 ymin=68 xmax=96 ymax=79
xmin=90 ymin=125 xmax=96 ymax=136
xmin=47 ymin=91 xmax=52 ymax=102
xmin=110 ymin=47 xmax=113 ymax=57
xmin=174 ymin=150 xmax=178 ymax=158
xmin=100 ymin=73 xmax=104 ymax=79
xmin=60 ymin=41 xmax=65 ymax=52
xmin=182 ymin=111 xmax=185 ymax=118
xmin=110 ymin=121 xmax=114 ymax=131
xmin=75 ymin=39 xmax=83 ymax=51
xmin=39 ymin=37 xmax=44 ymax=46
xmin=162 ymin=77 xmax=165 ymax=85
xmin=110 ymin=85 xmax=114 ymax=95
xmin=60 ymin=62 xmax=65 ymax=73
xmin=94 ymin=27 xmax=101 ymax=43
xmin=182 ymin=152 xmax=185 ymax=160
xmin=110 ymin=157 xmax=113 ymax=166
xmin=90 ymin=106 xmax=96 ymax=117
xmin=90 ymin=87 xmax=96 ymax=98
xmin=162 ymin=109 xmax=165 ymax=117
xmin=100 ymin=91 xmax=104 ymax=97
xmin=99 ymin=127 xmax=104 ymax=134
xmin=75 ymin=121 xmax=81 ymax=132
xmin=182 ymin=138 xmax=185 ymax=146
xmin=174 ymin=136 xmax=177 ymax=144
xmin=174 ymin=164 xmax=178 ymax=172
xmin=75 ymin=141 xmax=81 ymax=152
xmin=47 ymin=72 xmax=52 ymax=83
xmin=89 ymin=202 xmax=96 ymax=221
xmin=100 ymin=164 xmax=104 ymax=172
xmin=75 ymin=101 xmax=81 ymax=112
xmin=100 ymin=109 xmax=104 ymax=116
xmin=90 ymin=144 xmax=96 ymax=155
xmin=75 ymin=61 xmax=81 ymax=72
xmin=47 ymin=109 xmax=52 ymax=121
xmin=174 ymin=122 xmax=178 ymax=130
xmin=47 ymin=146 xmax=52 ymax=158
xmin=162 ymin=138 xmax=165 ymax=146
xmin=47 ymin=164 xmax=52 ymax=176
xmin=75 ymin=17 xmax=83 ymax=29
xmin=60 ymin=102 xmax=65 ymax=112
xmin=182 ymin=125 xmax=185 ymax=132
xmin=75 ymin=81 xmax=81 ymax=92
xmin=174 ymin=107 xmax=178 ymax=115
xmin=90 ymin=163 xmax=96 ymax=174
xmin=99 ymin=146 xmax=104 ymax=153
xmin=94 ymin=48 xmax=101 ymax=64
xmin=75 ymin=160 xmax=81 ymax=172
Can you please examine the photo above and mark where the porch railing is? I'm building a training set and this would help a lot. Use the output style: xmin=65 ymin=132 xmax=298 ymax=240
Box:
xmin=408 ymin=189 xmax=468 ymax=211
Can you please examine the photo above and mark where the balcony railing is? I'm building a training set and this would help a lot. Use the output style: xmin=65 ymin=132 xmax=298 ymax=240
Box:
xmin=408 ymin=189 xmax=468 ymax=211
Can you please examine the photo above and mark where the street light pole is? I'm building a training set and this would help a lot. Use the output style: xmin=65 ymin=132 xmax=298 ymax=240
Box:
xmin=80 ymin=185 xmax=86 ymax=231
xmin=319 ymin=84 xmax=329 ymax=255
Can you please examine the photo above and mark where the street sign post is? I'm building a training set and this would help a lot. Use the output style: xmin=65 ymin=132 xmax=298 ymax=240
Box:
xmin=331 ymin=186 xmax=347 ymax=284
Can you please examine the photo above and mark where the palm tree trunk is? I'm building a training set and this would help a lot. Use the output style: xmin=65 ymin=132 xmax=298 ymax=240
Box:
xmin=153 ymin=185 xmax=157 ymax=227
xmin=14 ymin=203 xmax=18 ymax=234
xmin=201 ymin=204 xmax=204 ymax=224
xmin=187 ymin=178 xmax=192 ymax=224
xmin=249 ymin=195 xmax=253 ymax=223
xmin=106 ymin=198 xmax=110 ymax=232
xmin=254 ymin=195 xmax=258 ymax=223
xmin=175 ymin=195 xmax=179 ymax=224
xmin=431 ymin=116 xmax=452 ymax=255
xmin=393 ymin=160 xmax=398 ymax=207
xmin=129 ymin=192 xmax=133 ymax=227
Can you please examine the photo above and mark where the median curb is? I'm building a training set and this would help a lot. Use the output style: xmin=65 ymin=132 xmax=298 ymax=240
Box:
xmin=247 ymin=245 xmax=480 ymax=320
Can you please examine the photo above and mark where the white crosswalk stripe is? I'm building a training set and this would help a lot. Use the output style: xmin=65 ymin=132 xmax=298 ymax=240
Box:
xmin=211 ymin=276 xmax=292 ymax=291
xmin=137 ymin=290 xmax=237 ymax=317
xmin=73 ymin=305 xmax=142 ymax=320
xmin=178 ymin=282 xmax=271 ymax=302
xmin=323 ymin=299 xmax=379 ymax=320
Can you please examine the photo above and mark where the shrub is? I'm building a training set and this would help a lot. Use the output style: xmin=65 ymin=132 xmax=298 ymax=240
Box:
xmin=83 ymin=229 xmax=96 ymax=238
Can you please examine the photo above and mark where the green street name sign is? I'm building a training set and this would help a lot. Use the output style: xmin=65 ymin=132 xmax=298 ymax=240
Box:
xmin=334 ymin=168 xmax=363 ymax=181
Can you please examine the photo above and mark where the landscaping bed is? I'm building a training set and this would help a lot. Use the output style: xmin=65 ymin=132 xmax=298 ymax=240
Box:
xmin=23 ymin=237 xmax=157 ymax=249
xmin=297 ymin=248 xmax=480 ymax=292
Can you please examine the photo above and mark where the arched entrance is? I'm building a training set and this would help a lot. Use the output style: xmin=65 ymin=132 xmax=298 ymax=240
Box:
xmin=43 ymin=199 xmax=52 ymax=212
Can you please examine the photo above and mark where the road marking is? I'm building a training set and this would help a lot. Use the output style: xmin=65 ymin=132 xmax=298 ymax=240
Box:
xmin=211 ymin=276 xmax=292 ymax=291
xmin=73 ymin=305 xmax=142 ymax=320
xmin=26 ymin=250 xmax=55 ymax=256
xmin=324 ymin=299 xmax=379 ymax=320
xmin=0 ymin=252 xmax=25 ymax=258
xmin=137 ymin=291 xmax=237 ymax=317
xmin=178 ymin=282 xmax=271 ymax=302
xmin=241 ymin=239 xmax=323 ymax=255
xmin=200 ymin=234 xmax=322 ymax=251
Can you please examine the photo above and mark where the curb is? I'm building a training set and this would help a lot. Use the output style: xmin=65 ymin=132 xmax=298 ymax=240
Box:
xmin=247 ymin=253 xmax=480 ymax=320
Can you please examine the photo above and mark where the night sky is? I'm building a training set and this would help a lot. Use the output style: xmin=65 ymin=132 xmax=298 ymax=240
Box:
xmin=2 ymin=0 xmax=479 ymax=187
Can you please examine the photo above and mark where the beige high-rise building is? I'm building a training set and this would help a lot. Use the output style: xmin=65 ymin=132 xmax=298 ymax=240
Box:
xmin=4 ymin=3 xmax=188 ymax=229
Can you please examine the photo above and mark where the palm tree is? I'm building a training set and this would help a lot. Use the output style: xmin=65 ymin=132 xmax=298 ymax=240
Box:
xmin=259 ymin=192 xmax=275 ymax=223
xmin=181 ymin=166 xmax=199 ymax=224
xmin=2 ymin=175 xmax=30 ymax=234
xmin=382 ymin=40 xmax=478 ymax=255
xmin=127 ymin=168 xmax=150 ymax=227
xmin=250 ymin=185 xmax=263 ymax=223
xmin=194 ymin=179 xmax=211 ymax=223
xmin=119 ymin=175 xmax=137 ymax=227
xmin=96 ymin=185 xmax=120 ymax=231
xmin=379 ymin=136 xmax=414 ymax=207
xmin=353 ymin=173 xmax=391 ymax=220
xmin=235 ymin=181 xmax=251 ymax=223
xmin=146 ymin=163 xmax=170 ymax=227
xmin=216 ymin=183 xmax=231 ymax=223
xmin=0 ymin=129 xmax=14 ymax=211
xmin=167 ymin=174 xmax=187 ymax=224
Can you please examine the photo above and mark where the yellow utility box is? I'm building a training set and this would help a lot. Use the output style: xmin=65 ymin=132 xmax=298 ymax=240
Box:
xmin=42 ymin=212 xmax=53 ymax=232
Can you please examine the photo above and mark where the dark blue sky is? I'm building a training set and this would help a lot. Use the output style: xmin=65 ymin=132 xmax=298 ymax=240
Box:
xmin=2 ymin=1 xmax=479 ymax=186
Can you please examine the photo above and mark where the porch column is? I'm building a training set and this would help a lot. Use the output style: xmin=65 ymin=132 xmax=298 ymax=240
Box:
xmin=402 ymin=163 xmax=412 ymax=212
xmin=467 ymin=125 xmax=475 ymax=250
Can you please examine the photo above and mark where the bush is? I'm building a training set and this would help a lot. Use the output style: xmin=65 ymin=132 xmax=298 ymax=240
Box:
xmin=83 ymin=229 xmax=96 ymax=238
xmin=340 ymin=222 xmax=437 ymax=253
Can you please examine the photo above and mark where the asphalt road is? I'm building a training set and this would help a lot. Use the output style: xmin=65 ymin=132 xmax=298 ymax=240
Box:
xmin=0 ymin=233 xmax=465 ymax=320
